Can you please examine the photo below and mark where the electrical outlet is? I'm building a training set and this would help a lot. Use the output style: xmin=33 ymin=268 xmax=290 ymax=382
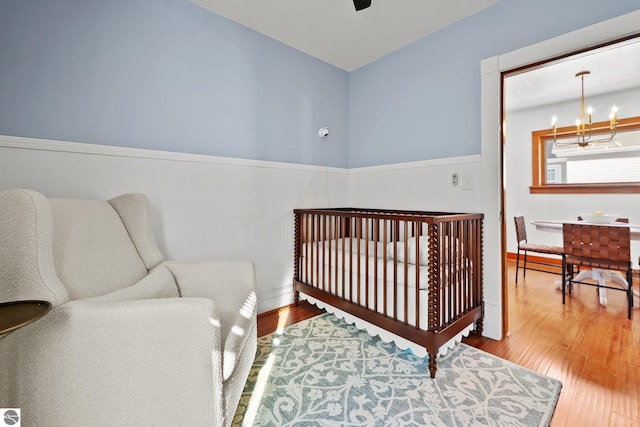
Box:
xmin=452 ymin=173 xmax=459 ymax=186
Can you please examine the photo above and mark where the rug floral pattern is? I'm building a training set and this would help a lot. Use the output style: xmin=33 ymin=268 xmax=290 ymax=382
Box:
xmin=234 ymin=313 xmax=561 ymax=426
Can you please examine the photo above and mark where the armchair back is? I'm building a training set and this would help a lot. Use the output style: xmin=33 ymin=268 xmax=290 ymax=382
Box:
xmin=0 ymin=189 xmax=69 ymax=307
xmin=49 ymin=198 xmax=149 ymax=300
xmin=1 ymin=190 xmax=168 ymax=303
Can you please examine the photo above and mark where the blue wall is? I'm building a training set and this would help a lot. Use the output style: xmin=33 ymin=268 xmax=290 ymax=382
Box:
xmin=348 ymin=0 xmax=640 ymax=167
xmin=1 ymin=0 xmax=638 ymax=168
xmin=0 ymin=0 xmax=349 ymax=167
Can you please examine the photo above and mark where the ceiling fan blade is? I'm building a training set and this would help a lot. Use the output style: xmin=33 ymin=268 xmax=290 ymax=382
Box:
xmin=353 ymin=0 xmax=371 ymax=11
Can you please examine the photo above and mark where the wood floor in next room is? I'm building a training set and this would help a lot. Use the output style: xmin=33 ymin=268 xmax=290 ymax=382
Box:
xmin=257 ymin=261 xmax=640 ymax=427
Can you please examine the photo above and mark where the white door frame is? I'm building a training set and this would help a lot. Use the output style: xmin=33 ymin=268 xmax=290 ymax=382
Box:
xmin=480 ymin=10 xmax=640 ymax=340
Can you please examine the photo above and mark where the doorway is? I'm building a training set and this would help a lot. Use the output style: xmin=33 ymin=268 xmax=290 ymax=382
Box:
xmin=478 ymin=11 xmax=640 ymax=340
xmin=501 ymin=35 xmax=640 ymax=333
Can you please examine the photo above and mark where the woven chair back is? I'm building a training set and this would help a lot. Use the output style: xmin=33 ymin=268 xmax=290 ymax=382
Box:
xmin=514 ymin=216 xmax=527 ymax=245
xmin=562 ymin=223 xmax=630 ymax=268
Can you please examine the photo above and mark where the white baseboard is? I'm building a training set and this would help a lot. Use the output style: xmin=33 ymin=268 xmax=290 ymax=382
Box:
xmin=256 ymin=285 xmax=294 ymax=314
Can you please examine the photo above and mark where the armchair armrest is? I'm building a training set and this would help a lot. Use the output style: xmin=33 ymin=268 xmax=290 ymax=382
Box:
xmin=163 ymin=259 xmax=255 ymax=332
xmin=1 ymin=298 xmax=224 ymax=426
xmin=163 ymin=259 xmax=255 ymax=297
xmin=163 ymin=260 xmax=257 ymax=381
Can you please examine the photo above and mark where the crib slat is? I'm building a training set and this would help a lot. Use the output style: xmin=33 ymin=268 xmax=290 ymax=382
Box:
xmin=373 ymin=218 xmax=379 ymax=312
xmin=403 ymin=221 xmax=409 ymax=325
xmin=393 ymin=219 xmax=399 ymax=322
xmin=382 ymin=219 xmax=388 ymax=317
xmin=341 ymin=218 xmax=345 ymax=300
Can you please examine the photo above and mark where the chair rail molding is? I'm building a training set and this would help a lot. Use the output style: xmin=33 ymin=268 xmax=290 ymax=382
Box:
xmin=0 ymin=134 xmax=347 ymax=173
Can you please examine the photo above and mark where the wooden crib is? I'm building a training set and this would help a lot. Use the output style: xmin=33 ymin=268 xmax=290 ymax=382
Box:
xmin=293 ymin=208 xmax=484 ymax=378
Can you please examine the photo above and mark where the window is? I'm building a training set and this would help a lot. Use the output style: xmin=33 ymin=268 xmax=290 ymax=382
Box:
xmin=531 ymin=116 xmax=640 ymax=193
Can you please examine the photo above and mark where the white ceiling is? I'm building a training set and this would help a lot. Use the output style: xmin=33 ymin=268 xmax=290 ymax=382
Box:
xmin=190 ymin=0 xmax=499 ymax=71
xmin=505 ymin=37 xmax=640 ymax=112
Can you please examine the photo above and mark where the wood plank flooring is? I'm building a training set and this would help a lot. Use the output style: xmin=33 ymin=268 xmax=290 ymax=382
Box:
xmin=257 ymin=262 xmax=640 ymax=426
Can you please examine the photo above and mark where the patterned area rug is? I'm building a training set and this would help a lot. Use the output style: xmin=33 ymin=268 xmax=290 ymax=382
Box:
xmin=233 ymin=313 xmax=561 ymax=426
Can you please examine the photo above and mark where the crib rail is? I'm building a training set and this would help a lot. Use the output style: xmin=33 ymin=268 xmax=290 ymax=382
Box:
xmin=293 ymin=208 xmax=483 ymax=341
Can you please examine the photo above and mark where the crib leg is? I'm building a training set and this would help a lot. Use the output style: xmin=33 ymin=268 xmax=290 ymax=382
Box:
xmin=428 ymin=351 xmax=437 ymax=378
xmin=475 ymin=317 xmax=484 ymax=338
xmin=293 ymin=288 xmax=299 ymax=305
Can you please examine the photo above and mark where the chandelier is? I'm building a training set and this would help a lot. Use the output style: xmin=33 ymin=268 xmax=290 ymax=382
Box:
xmin=551 ymin=71 xmax=618 ymax=147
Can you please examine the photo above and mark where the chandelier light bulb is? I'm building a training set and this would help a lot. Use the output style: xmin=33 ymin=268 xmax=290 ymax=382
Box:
xmin=609 ymin=105 xmax=618 ymax=129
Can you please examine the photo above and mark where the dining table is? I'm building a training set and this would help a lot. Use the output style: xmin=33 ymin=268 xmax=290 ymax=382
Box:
xmin=531 ymin=219 xmax=640 ymax=306
xmin=532 ymin=220 xmax=640 ymax=239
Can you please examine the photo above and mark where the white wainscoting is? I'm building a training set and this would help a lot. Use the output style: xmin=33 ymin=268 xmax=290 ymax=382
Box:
xmin=347 ymin=156 xmax=500 ymax=340
xmin=0 ymin=135 xmax=348 ymax=313
xmin=0 ymin=135 xmax=499 ymax=338
xmin=348 ymin=155 xmax=482 ymax=212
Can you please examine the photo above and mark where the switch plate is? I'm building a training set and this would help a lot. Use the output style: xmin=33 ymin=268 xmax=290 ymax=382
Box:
xmin=461 ymin=173 xmax=473 ymax=190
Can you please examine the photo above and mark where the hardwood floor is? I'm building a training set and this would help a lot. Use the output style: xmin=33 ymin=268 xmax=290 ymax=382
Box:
xmin=466 ymin=262 xmax=640 ymax=427
xmin=257 ymin=299 xmax=325 ymax=337
xmin=258 ymin=262 xmax=639 ymax=426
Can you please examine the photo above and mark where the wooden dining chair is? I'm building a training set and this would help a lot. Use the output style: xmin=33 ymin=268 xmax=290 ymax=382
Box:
xmin=561 ymin=223 xmax=633 ymax=319
xmin=514 ymin=216 xmax=564 ymax=284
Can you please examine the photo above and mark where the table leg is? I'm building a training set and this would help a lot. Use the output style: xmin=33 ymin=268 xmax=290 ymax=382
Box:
xmin=556 ymin=268 xmax=637 ymax=307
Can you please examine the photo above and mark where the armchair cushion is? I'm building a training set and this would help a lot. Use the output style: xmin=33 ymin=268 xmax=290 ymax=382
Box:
xmin=49 ymin=198 xmax=148 ymax=300
xmin=87 ymin=265 xmax=179 ymax=302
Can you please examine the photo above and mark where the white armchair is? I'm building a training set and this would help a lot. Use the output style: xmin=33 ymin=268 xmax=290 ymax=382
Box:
xmin=0 ymin=189 xmax=257 ymax=427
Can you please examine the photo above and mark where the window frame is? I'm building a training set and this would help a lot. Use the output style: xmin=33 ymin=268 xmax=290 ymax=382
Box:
xmin=531 ymin=116 xmax=640 ymax=194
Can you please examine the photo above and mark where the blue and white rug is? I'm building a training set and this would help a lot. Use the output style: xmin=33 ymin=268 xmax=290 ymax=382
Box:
xmin=234 ymin=313 xmax=561 ymax=426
